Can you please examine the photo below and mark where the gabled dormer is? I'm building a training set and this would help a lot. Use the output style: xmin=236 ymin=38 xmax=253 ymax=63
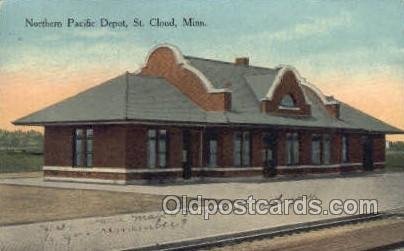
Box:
xmin=138 ymin=44 xmax=232 ymax=111
xmin=260 ymin=66 xmax=311 ymax=116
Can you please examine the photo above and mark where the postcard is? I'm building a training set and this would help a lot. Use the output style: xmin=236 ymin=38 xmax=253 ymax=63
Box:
xmin=0 ymin=1 xmax=403 ymax=250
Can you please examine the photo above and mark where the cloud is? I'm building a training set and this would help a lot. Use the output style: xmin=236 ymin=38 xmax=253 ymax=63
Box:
xmin=238 ymin=11 xmax=352 ymax=48
xmin=270 ymin=12 xmax=352 ymax=42
xmin=0 ymin=40 xmax=147 ymax=74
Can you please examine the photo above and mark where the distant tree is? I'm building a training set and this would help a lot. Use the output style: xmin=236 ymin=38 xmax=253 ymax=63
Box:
xmin=0 ymin=129 xmax=44 ymax=152
xmin=389 ymin=141 xmax=404 ymax=151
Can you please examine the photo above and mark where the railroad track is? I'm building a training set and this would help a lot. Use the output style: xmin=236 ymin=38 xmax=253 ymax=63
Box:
xmin=127 ymin=207 xmax=404 ymax=251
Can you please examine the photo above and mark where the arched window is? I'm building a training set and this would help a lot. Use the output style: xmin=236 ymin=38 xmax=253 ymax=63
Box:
xmin=280 ymin=94 xmax=296 ymax=107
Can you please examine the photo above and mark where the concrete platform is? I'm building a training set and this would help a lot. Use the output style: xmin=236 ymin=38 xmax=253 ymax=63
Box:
xmin=0 ymin=171 xmax=403 ymax=250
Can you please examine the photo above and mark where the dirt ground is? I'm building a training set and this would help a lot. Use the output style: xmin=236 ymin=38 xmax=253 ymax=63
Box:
xmin=209 ymin=218 xmax=404 ymax=251
xmin=0 ymin=184 xmax=164 ymax=226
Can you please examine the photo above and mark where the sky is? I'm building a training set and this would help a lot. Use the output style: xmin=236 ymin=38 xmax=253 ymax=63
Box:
xmin=0 ymin=0 xmax=403 ymax=140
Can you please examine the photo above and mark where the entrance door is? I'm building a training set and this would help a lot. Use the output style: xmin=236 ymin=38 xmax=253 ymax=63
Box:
xmin=182 ymin=129 xmax=192 ymax=179
xmin=362 ymin=135 xmax=374 ymax=171
xmin=263 ymin=132 xmax=277 ymax=177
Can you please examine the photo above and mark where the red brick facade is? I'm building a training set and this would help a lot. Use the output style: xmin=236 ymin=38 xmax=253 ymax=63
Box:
xmin=261 ymin=71 xmax=311 ymax=116
xmin=43 ymin=124 xmax=386 ymax=183
xmin=140 ymin=47 xmax=231 ymax=111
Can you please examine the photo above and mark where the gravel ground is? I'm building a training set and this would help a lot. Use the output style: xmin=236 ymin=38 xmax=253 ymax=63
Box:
xmin=208 ymin=217 xmax=404 ymax=251
xmin=0 ymin=184 xmax=164 ymax=225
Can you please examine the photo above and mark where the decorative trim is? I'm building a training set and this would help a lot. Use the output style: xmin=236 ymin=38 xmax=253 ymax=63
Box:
xmin=140 ymin=43 xmax=230 ymax=94
xmin=264 ymin=65 xmax=307 ymax=103
xmin=277 ymin=162 xmax=362 ymax=170
xmin=374 ymin=162 xmax=385 ymax=165
xmin=44 ymin=176 xmax=127 ymax=185
xmin=44 ymin=162 xmax=378 ymax=175
xmin=264 ymin=64 xmax=338 ymax=106
xmin=300 ymin=79 xmax=339 ymax=105
xmin=193 ymin=167 xmax=263 ymax=171
xmin=278 ymin=106 xmax=301 ymax=111
xmin=43 ymin=166 xmax=182 ymax=173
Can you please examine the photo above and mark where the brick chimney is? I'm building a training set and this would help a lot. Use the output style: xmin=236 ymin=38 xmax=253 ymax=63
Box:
xmin=235 ymin=57 xmax=249 ymax=65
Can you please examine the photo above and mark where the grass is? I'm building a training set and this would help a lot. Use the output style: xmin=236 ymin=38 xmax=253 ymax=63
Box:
xmin=385 ymin=151 xmax=404 ymax=171
xmin=0 ymin=184 xmax=164 ymax=225
xmin=0 ymin=151 xmax=43 ymax=173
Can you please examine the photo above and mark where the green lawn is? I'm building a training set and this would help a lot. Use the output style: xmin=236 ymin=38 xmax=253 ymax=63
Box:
xmin=0 ymin=150 xmax=403 ymax=174
xmin=0 ymin=151 xmax=43 ymax=173
xmin=385 ymin=151 xmax=404 ymax=171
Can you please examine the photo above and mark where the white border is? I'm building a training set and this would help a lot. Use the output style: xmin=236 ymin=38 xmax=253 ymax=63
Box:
xmin=43 ymin=166 xmax=182 ymax=173
xmin=278 ymin=106 xmax=301 ymax=111
xmin=193 ymin=167 xmax=263 ymax=171
xmin=137 ymin=43 xmax=229 ymax=93
xmin=44 ymin=176 xmax=127 ymax=185
xmin=277 ymin=162 xmax=362 ymax=170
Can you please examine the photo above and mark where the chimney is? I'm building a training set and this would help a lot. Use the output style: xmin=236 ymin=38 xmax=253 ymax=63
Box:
xmin=235 ymin=57 xmax=249 ymax=65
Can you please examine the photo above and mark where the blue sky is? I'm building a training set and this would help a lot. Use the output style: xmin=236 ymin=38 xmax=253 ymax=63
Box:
xmin=0 ymin=0 xmax=402 ymax=75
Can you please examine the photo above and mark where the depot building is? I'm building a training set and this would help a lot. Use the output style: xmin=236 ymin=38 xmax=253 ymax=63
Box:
xmin=14 ymin=44 xmax=403 ymax=184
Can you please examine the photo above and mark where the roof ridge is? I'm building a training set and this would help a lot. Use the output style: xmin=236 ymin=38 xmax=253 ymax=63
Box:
xmin=184 ymin=55 xmax=276 ymax=71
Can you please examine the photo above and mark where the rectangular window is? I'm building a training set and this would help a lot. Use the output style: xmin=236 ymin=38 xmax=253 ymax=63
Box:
xmin=322 ymin=134 xmax=331 ymax=164
xmin=342 ymin=135 xmax=349 ymax=162
xmin=147 ymin=129 xmax=168 ymax=168
xmin=311 ymin=134 xmax=321 ymax=164
xmin=234 ymin=131 xmax=251 ymax=167
xmin=208 ymin=139 xmax=217 ymax=167
xmin=74 ymin=128 xmax=93 ymax=167
xmin=311 ymin=134 xmax=331 ymax=165
xmin=286 ymin=133 xmax=299 ymax=165
xmin=204 ymin=130 xmax=218 ymax=168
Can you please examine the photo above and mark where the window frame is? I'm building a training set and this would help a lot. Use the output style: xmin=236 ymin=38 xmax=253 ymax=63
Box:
xmin=73 ymin=127 xmax=93 ymax=168
xmin=279 ymin=94 xmax=297 ymax=108
xmin=205 ymin=131 xmax=218 ymax=168
xmin=147 ymin=129 xmax=168 ymax=168
xmin=234 ymin=131 xmax=251 ymax=167
xmin=310 ymin=134 xmax=331 ymax=165
xmin=286 ymin=132 xmax=299 ymax=165
xmin=311 ymin=134 xmax=322 ymax=165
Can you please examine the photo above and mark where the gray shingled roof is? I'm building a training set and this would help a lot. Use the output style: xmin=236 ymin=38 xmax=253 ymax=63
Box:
xmin=14 ymin=57 xmax=402 ymax=134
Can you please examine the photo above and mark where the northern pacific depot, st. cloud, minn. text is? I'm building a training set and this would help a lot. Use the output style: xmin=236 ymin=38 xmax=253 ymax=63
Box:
xmin=25 ymin=17 xmax=207 ymax=28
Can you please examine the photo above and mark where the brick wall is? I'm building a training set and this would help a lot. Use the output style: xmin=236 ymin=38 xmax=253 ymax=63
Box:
xmin=44 ymin=126 xmax=74 ymax=166
xmin=190 ymin=129 xmax=202 ymax=167
xmin=126 ymin=126 xmax=147 ymax=169
xmin=299 ymin=131 xmax=311 ymax=165
xmin=373 ymin=134 xmax=386 ymax=162
xmin=331 ymin=133 xmax=342 ymax=164
xmin=140 ymin=46 xmax=231 ymax=111
xmin=93 ymin=125 xmax=127 ymax=167
xmin=348 ymin=133 xmax=363 ymax=163
xmin=277 ymin=131 xmax=286 ymax=166
xmin=168 ymin=127 xmax=183 ymax=168
xmin=218 ymin=128 xmax=234 ymax=167
xmin=251 ymin=130 xmax=263 ymax=166
xmin=44 ymin=124 xmax=386 ymax=179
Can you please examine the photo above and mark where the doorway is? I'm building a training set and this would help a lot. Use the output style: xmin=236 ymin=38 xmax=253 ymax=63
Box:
xmin=182 ymin=129 xmax=192 ymax=179
xmin=362 ymin=135 xmax=374 ymax=171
